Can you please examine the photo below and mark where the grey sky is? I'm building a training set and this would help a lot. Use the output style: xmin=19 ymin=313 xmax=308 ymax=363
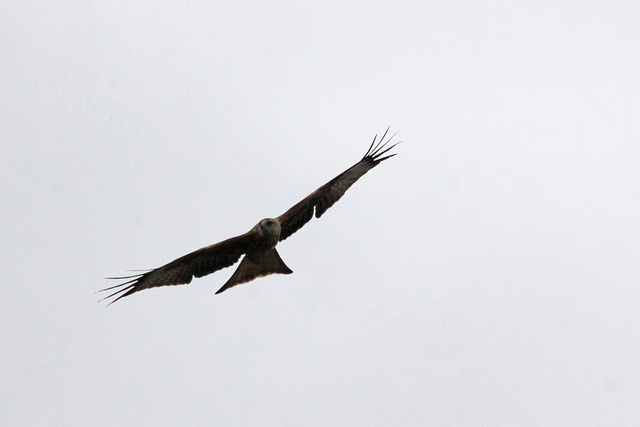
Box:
xmin=2 ymin=1 xmax=639 ymax=425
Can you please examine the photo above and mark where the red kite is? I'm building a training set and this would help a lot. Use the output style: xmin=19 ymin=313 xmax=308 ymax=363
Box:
xmin=101 ymin=129 xmax=398 ymax=303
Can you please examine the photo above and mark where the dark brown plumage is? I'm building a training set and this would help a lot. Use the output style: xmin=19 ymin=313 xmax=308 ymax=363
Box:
xmin=100 ymin=129 xmax=399 ymax=303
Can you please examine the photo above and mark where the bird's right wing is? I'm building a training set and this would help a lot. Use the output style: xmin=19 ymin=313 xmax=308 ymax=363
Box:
xmin=100 ymin=231 xmax=256 ymax=304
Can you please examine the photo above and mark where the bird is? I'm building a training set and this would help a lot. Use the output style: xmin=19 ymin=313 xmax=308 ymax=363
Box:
xmin=100 ymin=129 xmax=399 ymax=303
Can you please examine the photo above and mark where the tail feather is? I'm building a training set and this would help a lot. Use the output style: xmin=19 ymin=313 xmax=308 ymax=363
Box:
xmin=215 ymin=248 xmax=292 ymax=294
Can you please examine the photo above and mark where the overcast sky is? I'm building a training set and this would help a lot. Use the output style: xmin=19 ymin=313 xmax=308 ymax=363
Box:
xmin=2 ymin=1 xmax=639 ymax=425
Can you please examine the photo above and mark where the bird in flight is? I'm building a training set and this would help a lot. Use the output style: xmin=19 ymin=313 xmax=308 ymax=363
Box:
xmin=100 ymin=129 xmax=399 ymax=303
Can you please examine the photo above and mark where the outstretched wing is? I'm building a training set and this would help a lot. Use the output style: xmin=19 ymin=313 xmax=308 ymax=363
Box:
xmin=277 ymin=128 xmax=399 ymax=241
xmin=99 ymin=231 xmax=256 ymax=304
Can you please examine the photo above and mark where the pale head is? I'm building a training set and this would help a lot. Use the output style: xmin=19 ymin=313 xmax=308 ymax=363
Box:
xmin=256 ymin=218 xmax=281 ymax=242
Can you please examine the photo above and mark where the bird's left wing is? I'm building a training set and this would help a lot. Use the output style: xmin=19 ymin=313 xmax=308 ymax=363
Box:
xmin=277 ymin=128 xmax=399 ymax=241
xmin=100 ymin=231 xmax=256 ymax=304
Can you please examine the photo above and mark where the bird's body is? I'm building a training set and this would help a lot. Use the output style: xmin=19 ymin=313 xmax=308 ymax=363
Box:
xmin=100 ymin=129 xmax=398 ymax=303
xmin=215 ymin=218 xmax=292 ymax=294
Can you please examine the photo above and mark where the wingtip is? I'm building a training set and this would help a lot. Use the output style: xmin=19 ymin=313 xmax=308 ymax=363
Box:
xmin=364 ymin=128 xmax=400 ymax=162
xmin=98 ymin=275 xmax=143 ymax=304
xmin=97 ymin=286 xmax=135 ymax=305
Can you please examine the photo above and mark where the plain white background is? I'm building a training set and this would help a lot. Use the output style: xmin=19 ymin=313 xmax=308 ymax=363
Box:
xmin=2 ymin=1 xmax=639 ymax=425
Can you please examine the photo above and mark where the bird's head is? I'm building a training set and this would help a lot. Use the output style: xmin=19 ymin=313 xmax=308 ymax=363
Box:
xmin=257 ymin=218 xmax=281 ymax=240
